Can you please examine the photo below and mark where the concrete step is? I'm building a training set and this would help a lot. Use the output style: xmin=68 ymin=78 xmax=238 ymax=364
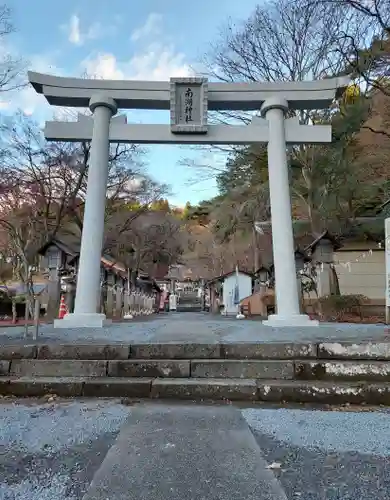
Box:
xmin=0 ymin=376 xmax=153 ymax=398
xmin=152 ymin=378 xmax=258 ymax=400
xmin=176 ymin=307 xmax=203 ymax=312
xmin=318 ymin=342 xmax=390 ymax=360
xmin=257 ymin=380 xmax=390 ymax=405
xmin=5 ymin=341 xmax=390 ymax=361
xmin=177 ymin=297 xmax=201 ymax=303
xmin=295 ymin=359 xmax=390 ymax=381
xmin=4 ymin=358 xmax=390 ymax=382
xmin=81 ymin=405 xmax=288 ymax=500
xmin=153 ymin=379 xmax=390 ymax=405
xmin=2 ymin=376 xmax=390 ymax=405
xmin=191 ymin=359 xmax=294 ymax=379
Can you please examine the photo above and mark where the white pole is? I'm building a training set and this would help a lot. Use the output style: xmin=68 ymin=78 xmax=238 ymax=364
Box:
xmin=261 ymin=97 xmax=318 ymax=327
xmin=55 ymin=94 xmax=117 ymax=328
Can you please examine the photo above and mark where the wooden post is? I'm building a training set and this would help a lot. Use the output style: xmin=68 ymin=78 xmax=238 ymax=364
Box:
xmin=115 ymin=281 xmax=123 ymax=318
xmin=24 ymin=298 xmax=30 ymax=338
xmin=106 ymin=273 xmax=115 ymax=318
xmin=124 ymin=292 xmax=130 ymax=316
xmin=33 ymin=297 xmax=40 ymax=340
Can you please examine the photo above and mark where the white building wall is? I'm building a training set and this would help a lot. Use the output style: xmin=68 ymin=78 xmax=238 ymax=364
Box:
xmin=222 ymin=273 xmax=252 ymax=315
xmin=334 ymin=249 xmax=385 ymax=300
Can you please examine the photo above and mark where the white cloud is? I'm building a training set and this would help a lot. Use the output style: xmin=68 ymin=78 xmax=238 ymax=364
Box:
xmin=83 ymin=13 xmax=193 ymax=82
xmin=82 ymin=43 xmax=192 ymax=81
xmin=83 ymin=52 xmax=125 ymax=80
xmin=3 ymin=12 xmax=193 ymax=122
xmin=61 ymin=14 xmax=101 ymax=46
xmin=68 ymin=14 xmax=81 ymax=44
xmin=131 ymin=13 xmax=162 ymax=42
xmin=4 ymin=54 xmax=64 ymax=120
xmin=129 ymin=43 xmax=191 ymax=80
xmin=23 ymin=56 xmax=63 ymax=116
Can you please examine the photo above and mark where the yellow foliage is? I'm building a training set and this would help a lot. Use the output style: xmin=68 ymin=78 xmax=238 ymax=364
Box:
xmin=182 ymin=201 xmax=192 ymax=219
xmin=126 ymin=201 xmax=142 ymax=211
xmin=343 ymin=83 xmax=360 ymax=104
xmin=150 ymin=198 xmax=171 ymax=212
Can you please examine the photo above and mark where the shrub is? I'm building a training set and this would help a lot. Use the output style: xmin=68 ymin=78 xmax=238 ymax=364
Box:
xmin=317 ymin=294 xmax=368 ymax=322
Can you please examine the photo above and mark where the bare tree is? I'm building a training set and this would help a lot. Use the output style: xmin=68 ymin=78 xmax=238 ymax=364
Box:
xmin=207 ymin=0 xmax=353 ymax=85
xmin=0 ymin=248 xmax=17 ymax=322
xmin=312 ymin=0 xmax=390 ymax=92
xmin=183 ymin=0 xmax=352 ymax=183
xmin=104 ymin=178 xmax=170 ymax=254
xmin=0 ymin=5 xmax=25 ymax=93
xmin=201 ymin=0 xmax=376 ymax=233
xmin=181 ymin=222 xmax=264 ymax=277
xmin=0 ymin=116 xmax=85 ymax=302
xmin=184 ymin=0 xmax=355 ymax=182
xmin=110 ymin=211 xmax=184 ymax=283
xmin=0 ymin=112 xmax=153 ymax=307
xmin=338 ymin=0 xmax=389 ymax=26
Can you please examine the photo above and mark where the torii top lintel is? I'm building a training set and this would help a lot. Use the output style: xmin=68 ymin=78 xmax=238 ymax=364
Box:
xmin=28 ymin=72 xmax=349 ymax=112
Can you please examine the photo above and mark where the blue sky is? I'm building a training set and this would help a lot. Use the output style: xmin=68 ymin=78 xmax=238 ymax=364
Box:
xmin=7 ymin=0 xmax=260 ymax=206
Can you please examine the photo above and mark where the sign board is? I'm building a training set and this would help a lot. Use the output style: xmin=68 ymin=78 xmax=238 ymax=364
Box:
xmin=169 ymin=293 xmax=177 ymax=311
xmin=386 ymin=218 xmax=390 ymax=310
xmin=254 ymin=221 xmax=266 ymax=235
xmin=170 ymin=77 xmax=208 ymax=134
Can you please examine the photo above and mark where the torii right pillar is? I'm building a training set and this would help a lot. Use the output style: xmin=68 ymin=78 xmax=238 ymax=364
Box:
xmin=261 ymin=96 xmax=319 ymax=327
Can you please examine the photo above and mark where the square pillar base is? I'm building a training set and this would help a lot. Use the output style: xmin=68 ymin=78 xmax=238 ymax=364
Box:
xmin=263 ymin=314 xmax=319 ymax=327
xmin=54 ymin=313 xmax=112 ymax=329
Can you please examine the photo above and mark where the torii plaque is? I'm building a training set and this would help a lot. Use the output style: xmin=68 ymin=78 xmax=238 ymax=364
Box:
xmin=28 ymin=71 xmax=348 ymax=328
xmin=170 ymin=77 xmax=208 ymax=134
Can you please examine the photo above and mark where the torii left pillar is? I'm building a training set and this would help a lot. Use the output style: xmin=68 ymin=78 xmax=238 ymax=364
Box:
xmin=54 ymin=94 xmax=117 ymax=328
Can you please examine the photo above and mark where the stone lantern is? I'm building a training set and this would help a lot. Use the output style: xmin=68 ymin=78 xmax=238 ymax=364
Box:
xmin=305 ymin=231 xmax=340 ymax=297
xmin=294 ymin=250 xmax=307 ymax=275
xmin=294 ymin=249 xmax=311 ymax=313
xmin=312 ymin=237 xmax=334 ymax=264
xmin=255 ymin=266 xmax=270 ymax=293
xmin=257 ymin=266 xmax=270 ymax=283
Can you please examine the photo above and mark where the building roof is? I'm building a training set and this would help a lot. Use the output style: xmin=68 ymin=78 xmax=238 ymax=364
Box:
xmin=38 ymin=232 xmax=168 ymax=285
xmin=165 ymin=264 xmax=196 ymax=281
xmin=206 ymin=269 xmax=255 ymax=285
xmin=254 ymin=265 xmax=272 ymax=274
xmin=0 ymin=283 xmax=47 ymax=296
xmin=137 ymin=275 xmax=161 ymax=293
xmin=153 ymin=263 xmax=170 ymax=281
xmin=100 ymin=255 xmax=128 ymax=279
xmin=38 ymin=232 xmax=80 ymax=257
xmin=304 ymin=230 xmax=341 ymax=253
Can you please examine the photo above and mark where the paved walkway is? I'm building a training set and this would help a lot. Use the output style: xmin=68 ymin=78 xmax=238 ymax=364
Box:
xmin=83 ymin=405 xmax=287 ymax=500
xmin=0 ymin=313 xmax=388 ymax=345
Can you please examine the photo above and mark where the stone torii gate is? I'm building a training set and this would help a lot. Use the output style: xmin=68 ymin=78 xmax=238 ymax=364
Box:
xmin=28 ymin=72 xmax=348 ymax=328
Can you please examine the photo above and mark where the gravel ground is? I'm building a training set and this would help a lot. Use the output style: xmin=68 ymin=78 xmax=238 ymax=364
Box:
xmin=2 ymin=399 xmax=390 ymax=499
xmin=0 ymin=312 xmax=388 ymax=345
xmin=243 ymin=407 xmax=390 ymax=499
xmin=0 ymin=399 xmax=130 ymax=500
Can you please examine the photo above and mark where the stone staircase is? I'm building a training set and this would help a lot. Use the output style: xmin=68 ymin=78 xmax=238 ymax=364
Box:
xmin=1 ymin=341 xmax=390 ymax=404
xmin=176 ymin=290 xmax=202 ymax=312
